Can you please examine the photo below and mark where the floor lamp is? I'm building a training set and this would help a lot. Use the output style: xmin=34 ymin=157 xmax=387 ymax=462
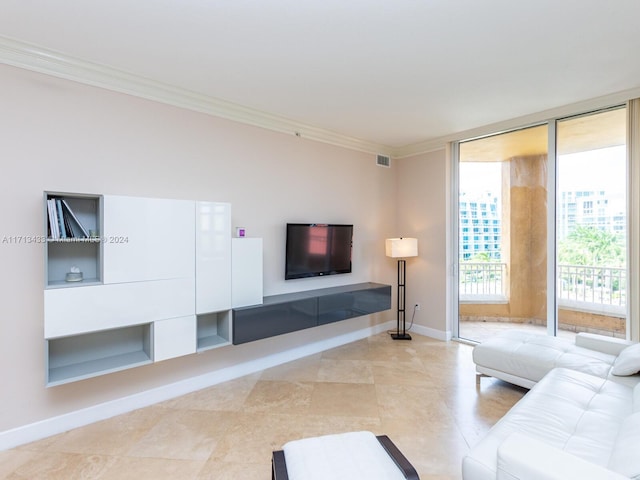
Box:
xmin=385 ymin=237 xmax=418 ymax=340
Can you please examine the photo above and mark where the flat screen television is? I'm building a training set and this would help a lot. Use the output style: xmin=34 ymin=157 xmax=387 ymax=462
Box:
xmin=285 ymin=223 xmax=353 ymax=280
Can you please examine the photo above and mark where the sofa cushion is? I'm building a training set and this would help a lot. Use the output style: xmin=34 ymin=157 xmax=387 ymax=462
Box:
xmin=612 ymin=343 xmax=640 ymax=376
xmin=499 ymin=432 xmax=629 ymax=480
xmin=462 ymin=368 xmax=633 ymax=480
xmin=608 ymin=412 xmax=640 ymax=479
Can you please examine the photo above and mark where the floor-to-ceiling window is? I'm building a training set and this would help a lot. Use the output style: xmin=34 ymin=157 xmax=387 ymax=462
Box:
xmin=456 ymin=106 xmax=627 ymax=343
xmin=457 ymin=125 xmax=549 ymax=342
xmin=556 ymin=107 xmax=627 ymax=338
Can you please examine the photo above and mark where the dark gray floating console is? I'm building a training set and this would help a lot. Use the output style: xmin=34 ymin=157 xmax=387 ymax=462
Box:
xmin=232 ymin=282 xmax=391 ymax=345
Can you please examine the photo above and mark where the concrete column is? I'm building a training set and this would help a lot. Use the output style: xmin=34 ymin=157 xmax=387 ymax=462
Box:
xmin=506 ymin=155 xmax=548 ymax=322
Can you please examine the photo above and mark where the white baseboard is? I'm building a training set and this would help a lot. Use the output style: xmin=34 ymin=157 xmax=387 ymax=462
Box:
xmin=409 ymin=323 xmax=452 ymax=341
xmin=0 ymin=321 xmax=398 ymax=451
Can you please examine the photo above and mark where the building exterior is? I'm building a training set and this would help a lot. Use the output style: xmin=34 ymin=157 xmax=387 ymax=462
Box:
xmin=459 ymin=191 xmax=501 ymax=260
xmin=558 ymin=190 xmax=626 ymax=239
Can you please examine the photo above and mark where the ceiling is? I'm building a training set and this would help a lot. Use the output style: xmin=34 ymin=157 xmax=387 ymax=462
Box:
xmin=459 ymin=107 xmax=627 ymax=161
xmin=2 ymin=0 xmax=640 ymax=153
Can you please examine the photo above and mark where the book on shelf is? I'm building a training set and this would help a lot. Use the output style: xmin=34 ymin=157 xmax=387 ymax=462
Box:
xmin=63 ymin=210 xmax=74 ymax=239
xmin=47 ymin=199 xmax=60 ymax=239
xmin=61 ymin=200 xmax=89 ymax=238
xmin=47 ymin=197 xmax=90 ymax=239
xmin=55 ymin=199 xmax=67 ymax=239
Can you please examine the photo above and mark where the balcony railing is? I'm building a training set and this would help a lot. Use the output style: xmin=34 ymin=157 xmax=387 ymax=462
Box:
xmin=459 ymin=261 xmax=626 ymax=312
xmin=459 ymin=262 xmax=506 ymax=298
xmin=558 ymin=264 xmax=626 ymax=310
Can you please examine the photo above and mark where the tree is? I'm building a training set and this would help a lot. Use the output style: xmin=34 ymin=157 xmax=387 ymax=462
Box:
xmin=558 ymin=225 xmax=624 ymax=267
xmin=469 ymin=252 xmax=493 ymax=262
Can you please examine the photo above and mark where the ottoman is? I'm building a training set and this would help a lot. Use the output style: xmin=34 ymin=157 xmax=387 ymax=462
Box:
xmin=272 ymin=431 xmax=419 ymax=480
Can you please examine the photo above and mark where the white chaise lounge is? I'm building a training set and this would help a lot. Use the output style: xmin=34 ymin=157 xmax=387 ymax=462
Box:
xmin=473 ymin=329 xmax=637 ymax=388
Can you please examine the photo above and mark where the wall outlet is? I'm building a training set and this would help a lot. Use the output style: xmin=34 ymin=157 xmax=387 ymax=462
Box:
xmin=415 ymin=303 xmax=421 ymax=311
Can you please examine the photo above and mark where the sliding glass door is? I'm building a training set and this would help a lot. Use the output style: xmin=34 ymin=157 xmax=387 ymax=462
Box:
xmin=457 ymin=125 xmax=549 ymax=342
xmin=556 ymin=107 xmax=627 ymax=338
xmin=456 ymin=106 xmax=627 ymax=342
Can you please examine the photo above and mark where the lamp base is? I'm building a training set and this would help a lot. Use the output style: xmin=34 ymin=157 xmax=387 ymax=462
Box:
xmin=390 ymin=332 xmax=412 ymax=341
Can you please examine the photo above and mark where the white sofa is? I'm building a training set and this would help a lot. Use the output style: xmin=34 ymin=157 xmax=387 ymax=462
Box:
xmin=463 ymin=331 xmax=640 ymax=479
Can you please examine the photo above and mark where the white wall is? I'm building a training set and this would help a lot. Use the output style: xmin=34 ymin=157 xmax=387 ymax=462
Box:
xmin=0 ymin=63 xmax=399 ymax=437
xmin=396 ymin=149 xmax=449 ymax=338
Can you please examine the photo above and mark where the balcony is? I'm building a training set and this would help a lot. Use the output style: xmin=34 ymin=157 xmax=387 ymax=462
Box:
xmin=459 ymin=262 xmax=507 ymax=302
xmin=459 ymin=262 xmax=626 ymax=342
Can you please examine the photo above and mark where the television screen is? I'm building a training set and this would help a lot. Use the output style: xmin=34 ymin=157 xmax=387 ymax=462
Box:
xmin=285 ymin=223 xmax=353 ymax=280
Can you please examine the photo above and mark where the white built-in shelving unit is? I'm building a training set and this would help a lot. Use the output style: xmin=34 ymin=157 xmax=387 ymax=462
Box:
xmin=43 ymin=191 xmax=262 ymax=386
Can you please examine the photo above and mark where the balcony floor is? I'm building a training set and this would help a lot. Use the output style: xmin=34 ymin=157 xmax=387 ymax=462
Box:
xmin=458 ymin=321 xmax=579 ymax=344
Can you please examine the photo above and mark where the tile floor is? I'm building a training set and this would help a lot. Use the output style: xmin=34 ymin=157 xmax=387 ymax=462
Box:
xmin=459 ymin=320 xmax=578 ymax=344
xmin=0 ymin=333 xmax=526 ymax=479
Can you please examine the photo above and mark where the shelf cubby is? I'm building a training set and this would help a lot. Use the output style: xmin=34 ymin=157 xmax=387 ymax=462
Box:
xmin=44 ymin=192 xmax=103 ymax=288
xmin=197 ymin=311 xmax=231 ymax=352
xmin=46 ymin=324 xmax=152 ymax=386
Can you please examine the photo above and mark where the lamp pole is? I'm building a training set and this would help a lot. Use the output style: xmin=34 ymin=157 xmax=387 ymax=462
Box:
xmin=391 ymin=258 xmax=411 ymax=340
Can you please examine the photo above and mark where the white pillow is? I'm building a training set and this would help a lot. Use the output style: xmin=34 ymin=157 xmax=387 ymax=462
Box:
xmin=612 ymin=343 xmax=640 ymax=376
xmin=608 ymin=412 xmax=640 ymax=479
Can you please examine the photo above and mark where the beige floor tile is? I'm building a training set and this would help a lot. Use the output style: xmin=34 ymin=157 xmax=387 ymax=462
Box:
xmin=15 ymin=434 xmax=60 ymax=453
xmin=460 ymin=321 xmax=578 ymax=344
xmin=385 ymin=429 xmax=470 ymax=477
xmin=7 ymin=452 xmax=115 ymax=480
xmin=160 ymin=373 xmax=261 ymax=411
xmin=309 ymin=382 xmax=380 ymax=417
xmin=242 ymin=380 xmax=313 ymax=414
xmin=43 ymin=407 xmax=163 ymax=456
xmin=376 ymin=383 xmax=455 ymax=428
xmin=320 ymin=338 xmax=372 ymax=360
xmin=368 ymin=342 xmax=420 ymax=363
xmin=210 ymin=413 xmax=307 ymax=464
xmin=127 ymin=409 xmax=234 ymax=461
xmin=372 ymin=359 xmax=430 ymax=386
xmin=445 ymin=381 xmax=527 ymax=447
xmin=293 ymin=414 xmax=382 ymax=439
xmin=0 ymin=449 xmax=38 ymax=477
xmin=317 ymin=358 xmax=374 ymax=383
xmin=95 ymin=456 xmax=205 ymax=480
xmin=196 ymin=460 xmax=269 ymax=480
xmin=260 ymin=353 xmax=322 ymax=381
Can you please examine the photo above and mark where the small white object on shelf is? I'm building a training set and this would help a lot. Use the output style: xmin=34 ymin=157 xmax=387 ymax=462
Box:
xmin=65 ymin=265 xmax=83 ymax=282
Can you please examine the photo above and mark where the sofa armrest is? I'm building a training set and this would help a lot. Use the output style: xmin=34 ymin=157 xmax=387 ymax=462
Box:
xmin=497 ymin=432 xmax=627 ymax=480
xmin=575 ymin=332 xmax=634 ymax=357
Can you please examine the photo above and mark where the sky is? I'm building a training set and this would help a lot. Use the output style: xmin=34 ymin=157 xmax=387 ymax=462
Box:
xmin=558 ymin=146 xmax=626 ymax=193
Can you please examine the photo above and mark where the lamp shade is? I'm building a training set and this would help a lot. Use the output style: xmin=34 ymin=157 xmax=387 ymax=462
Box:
xmin=385 ymin=237 xmax=418 ymax=258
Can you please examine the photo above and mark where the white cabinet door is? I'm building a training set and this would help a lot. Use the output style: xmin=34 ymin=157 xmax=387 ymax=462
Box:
xmin=103 ymin=195 xmax=195 ymax=284
xmin=44 ymin=277 xmax=195 ymax=338
xmin=154 ymin=316 xmax=196 ymax=362
xmin=196 ymin=201 xmax=231 ymax=314
xmin=232 ymin=238 xmax=263 ymax=308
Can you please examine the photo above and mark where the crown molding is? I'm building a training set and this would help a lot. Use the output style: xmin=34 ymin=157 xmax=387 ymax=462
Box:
xmin=3 ymin=35 xmax=639 ymax=161
xmin=0 ymin=35 xmax=393 ymax=157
